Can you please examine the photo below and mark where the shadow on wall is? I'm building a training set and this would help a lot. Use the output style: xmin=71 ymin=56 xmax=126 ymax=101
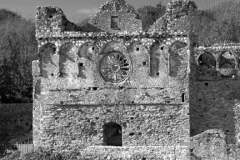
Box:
xmin=39 ymin=43 xmax=57 ymax=78
xmin=189 ymin=78 xmax=240 ymax=145
xmin=80 ymin=23 xmax=103 ymax=32
xmin=169 ymin=41 xmax=187 ymax=77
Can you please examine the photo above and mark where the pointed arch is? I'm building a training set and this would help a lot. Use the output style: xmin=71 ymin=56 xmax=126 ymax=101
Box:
xmin=169 ymin=41 xmax=187 ymax=77
xmin=149 ymin=41 xmax=161 ymax=77
xmin=59 ymin=42 xmax=78 ymax=77
xmin=78 ymin=41 xmax=98 ymax=61
xmin=39 ymin=43 xmax=56 ymax=78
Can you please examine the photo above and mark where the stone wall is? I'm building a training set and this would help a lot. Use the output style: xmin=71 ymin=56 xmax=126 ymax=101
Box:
xmin=190 ymin=44 xmax=240 ymax=159
xmin=43 ymin=104 xmax=189 ymax=152
xmin=190 ymin=129 xmax=240 ymax=160
xmin=33 ymin=33 xmax=191 ymax=155
xmin=149 ymin=0 xmax=197 ymax=33
xmin=89 ymin=0 xmax=142 ymax=33
xmin=35 ymin=6 xmax=81 ymax=33
xmin=33 ymin=0 xmax=192 ymax=158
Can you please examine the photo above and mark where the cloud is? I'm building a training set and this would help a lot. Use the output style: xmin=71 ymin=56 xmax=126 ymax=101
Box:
xmin=76 ymin=7 xmax=98 ymax=15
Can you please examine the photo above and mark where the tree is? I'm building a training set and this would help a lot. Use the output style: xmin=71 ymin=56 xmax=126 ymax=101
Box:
xmin=0 ymin=10 xmax=37 ymax=103
xmin=136 ymin=1 xmax=166 ymax=30
xmin=187 ymin=0 xmax=240 ymax=46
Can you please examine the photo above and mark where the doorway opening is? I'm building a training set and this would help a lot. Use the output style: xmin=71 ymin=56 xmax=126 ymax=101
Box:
xmin=103 ymin=122 xmax=122 ymax=146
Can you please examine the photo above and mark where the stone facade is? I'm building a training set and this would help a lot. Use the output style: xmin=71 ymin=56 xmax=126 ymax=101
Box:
xmin=33 ymin=0 xmax=240 ymax=159
xmin=190 ymin=44 xmax=240 ymax=159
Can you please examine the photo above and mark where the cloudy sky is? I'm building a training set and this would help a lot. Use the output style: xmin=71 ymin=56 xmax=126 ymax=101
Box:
xmin=0 ymin=0 xmax=226 ymax=22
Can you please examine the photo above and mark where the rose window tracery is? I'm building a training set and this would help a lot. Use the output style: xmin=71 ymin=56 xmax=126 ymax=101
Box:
xmin=99 ymin=51 xmax=131 ymax=83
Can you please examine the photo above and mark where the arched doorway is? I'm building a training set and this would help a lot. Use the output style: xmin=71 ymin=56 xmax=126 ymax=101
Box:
xmin=103 ymin=122 xmax=122 ymax=146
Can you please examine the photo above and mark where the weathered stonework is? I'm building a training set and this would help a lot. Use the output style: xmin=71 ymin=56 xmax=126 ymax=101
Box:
xmin=88 ymin=0 xmax=142 ymax=33
xmin=33 ymin=0 xmax=240 ymax=159
xmin=148 ymin=0 xmax=197 ymax=33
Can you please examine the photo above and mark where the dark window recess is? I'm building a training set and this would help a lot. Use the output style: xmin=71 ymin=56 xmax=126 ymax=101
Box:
xmin=78 ymin=63 xmax=86 ymax=78
xmin=129 ymin=133 xmax=134 ymax=136
xmin=149 ymin=44 xmax=160 ymax=78
xmin=111 ymin=16 xmax=119 ymax=29
xmin=92 ymin=87 xmax=98 ymax=91
xmin=166 ymin=100 xmax=171 ymax=104
xmin=182 ymin=93 xmax=185 ymax=102
xmin=103 ymin=122 xmax=122 ymax=146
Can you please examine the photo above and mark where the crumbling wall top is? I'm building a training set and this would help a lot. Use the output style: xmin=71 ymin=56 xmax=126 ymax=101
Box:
xmin=148 ymin=0 xmax=198 ymax=33
xmin=166 ymin=0 xmax=198 ymax=18
xmin=88 ymin=0 xmax=141 ymax=33
xmin=36 ymin=6 xmax=81 ymax=34
xmin=99 ymin=0 xmax=136 ymax=13
xmin=36 ymin=6 xmax=63 ymax=20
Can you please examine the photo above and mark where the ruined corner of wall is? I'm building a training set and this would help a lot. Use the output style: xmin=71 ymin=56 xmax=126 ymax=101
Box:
xmin=35 ymin=6 xmax=81 ymax=37
xmin=149 ymin=0 xmax=198 ymax=33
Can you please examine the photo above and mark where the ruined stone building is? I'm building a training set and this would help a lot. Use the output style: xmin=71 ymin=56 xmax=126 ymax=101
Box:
xmin=33 ymin=0 xmax=240 ymax=159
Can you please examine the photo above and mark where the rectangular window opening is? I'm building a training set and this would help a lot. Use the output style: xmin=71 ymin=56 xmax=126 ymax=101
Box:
xmin=182 ymin=93 xmax=185 ymax=102
xmin=111 ymin=16 xmax=119 ymax=29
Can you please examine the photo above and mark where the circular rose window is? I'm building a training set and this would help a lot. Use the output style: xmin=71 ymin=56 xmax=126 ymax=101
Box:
xmin=99 ymin=51 xmax=131 ymax=83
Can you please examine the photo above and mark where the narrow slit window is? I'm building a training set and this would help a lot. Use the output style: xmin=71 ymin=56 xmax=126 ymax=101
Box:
xmin=111 ymin=16 xmax=119 ymax=29
xmin=182 ymin=93 xmax=185 ymax=102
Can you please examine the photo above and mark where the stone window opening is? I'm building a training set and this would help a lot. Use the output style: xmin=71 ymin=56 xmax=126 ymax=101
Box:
xmin=219 ymin=51 xmax=236 ymax=69
xmin=103 ymin=122 xmax=122 ymax=146
xmin=39 ymin=43 xmax=56 ymax=78
xmin=111 ymin=16 xmax=119 ymax=29
xmin=198 ymin=52 xmax=216 ymax=69
xmin=182 ymin=93 xmax=185 ymax=102
xmin=99 ymin=51 xmax=131 ymax=83
xmin=169 ymin=41 xmax=187 ymax=77
xmin=136 ymin=47 xmax=140 ymax=51
xmin=59 ymin=43 xmax=75 ymax=77
xmin=149 ymin=42 xmax=160 ymax=77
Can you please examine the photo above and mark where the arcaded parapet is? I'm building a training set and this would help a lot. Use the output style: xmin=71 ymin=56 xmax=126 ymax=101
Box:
xmin=193 ymin=43 xmax=240 ymax=80
xmin=88 ymin=0 xmax=142 ymax=33
xmin=35 ymin=6 xmax=81 ymax=34
xmin=149 ymin=0 xmax=197 ymax=32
